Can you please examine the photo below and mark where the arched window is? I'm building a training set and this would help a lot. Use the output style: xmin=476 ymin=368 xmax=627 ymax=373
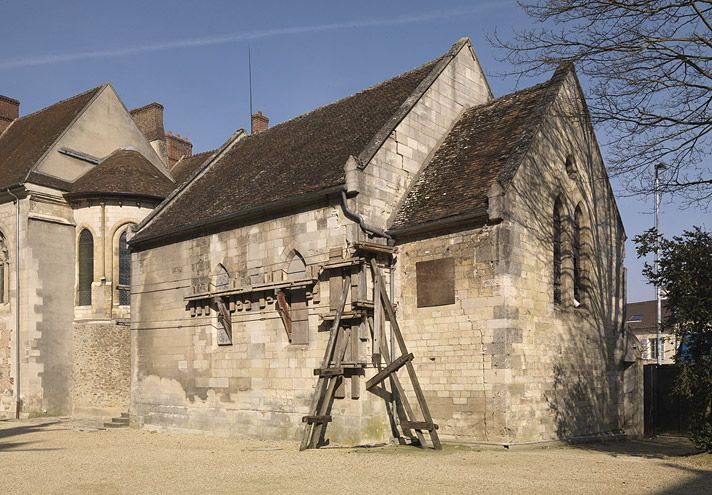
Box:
xmin=78 ymin=229 xmax=94 ymax=306
xmin=553 ymin=197 xmax=563 ymax=304
xmin=286 ymin=251 xmax=306 ymax=281
xmin=215 ymin=264 xmax=230 ymax=290
xmin=573 ymin=204 xmax=583 ymax=304
xmin=0 ymin=233 xmax=7 ymax=304
xmin=277 ymin=250 xmax=309 ymax=344
xmin=213 ymin=264 xmax=232 ymax=345
xmin=118 ymin=230 xmax=131 ymax=305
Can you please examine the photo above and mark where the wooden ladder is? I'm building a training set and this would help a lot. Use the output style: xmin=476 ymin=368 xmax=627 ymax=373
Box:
xmin=300 ymin=258 xmax=440 ymax=450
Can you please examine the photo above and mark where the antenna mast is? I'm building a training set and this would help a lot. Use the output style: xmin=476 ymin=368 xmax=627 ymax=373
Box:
xmin=248 ymin=45 xmax=254 ymax=124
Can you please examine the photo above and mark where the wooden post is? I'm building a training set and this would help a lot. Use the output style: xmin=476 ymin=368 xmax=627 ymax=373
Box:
xmin=370 ymin=259 xmax=441 ymax=449
xmin=300 ymin=275 xmax=351 ymax=451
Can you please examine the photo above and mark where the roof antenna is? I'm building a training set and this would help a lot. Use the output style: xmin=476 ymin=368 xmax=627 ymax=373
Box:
xmin=248 ymin=44 xmax=254 ymax=126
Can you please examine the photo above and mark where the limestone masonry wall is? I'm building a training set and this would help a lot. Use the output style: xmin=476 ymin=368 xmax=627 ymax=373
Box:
xmin=358 ymin=44 xmax=490 ymax=230
xmin=395 ymin=224 xmax=510 ymax=443
xmin=498 ymin=71 xmax=627 ymax=442
xmin=132 ymin=202 xmax=393 ymax=443
xmin=0 ymin=200 xmax=17 ymax=418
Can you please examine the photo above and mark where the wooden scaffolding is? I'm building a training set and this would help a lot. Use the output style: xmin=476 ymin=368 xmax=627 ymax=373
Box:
xmin=300 ymin=245 xmax=440 ymax=450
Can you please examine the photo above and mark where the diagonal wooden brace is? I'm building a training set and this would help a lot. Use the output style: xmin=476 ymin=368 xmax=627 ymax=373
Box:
xmin=366 ymin=353 xmax=414 ymax=390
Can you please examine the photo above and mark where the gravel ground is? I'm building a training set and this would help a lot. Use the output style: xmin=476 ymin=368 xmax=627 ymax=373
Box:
xmin=1 ymin=418 xmax=710 ymax=495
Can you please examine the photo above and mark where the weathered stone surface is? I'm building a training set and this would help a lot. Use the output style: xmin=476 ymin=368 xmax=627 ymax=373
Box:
xmin=71 ymin=321 xmax=130 ymax=417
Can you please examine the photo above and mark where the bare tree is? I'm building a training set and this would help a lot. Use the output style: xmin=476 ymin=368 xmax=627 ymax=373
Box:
xmin=492 ymin=1 xmax=712 ymax=205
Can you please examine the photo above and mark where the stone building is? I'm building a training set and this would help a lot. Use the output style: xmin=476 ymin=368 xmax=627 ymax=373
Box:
xmin=129 ymin=38 xmax=641 ymax=446
xmin=0 ymin=85 xmax=205 ymax=419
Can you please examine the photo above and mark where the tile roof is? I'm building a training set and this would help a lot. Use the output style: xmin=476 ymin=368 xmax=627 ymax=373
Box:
xmin=65 ymin=149 xmax=174 ymax=200
xmin=390 ymin=64 xmax=571 ymax=232
xmin=133 ymin=49 xmax=452 ymax=244
xmin=0 ymin=85 xmax=104 ymax=189
xmin=170 ymin=150 xmax=215 ymax=185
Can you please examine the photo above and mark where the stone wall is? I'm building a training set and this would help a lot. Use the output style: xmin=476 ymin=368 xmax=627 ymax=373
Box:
xmin=494 ymin=70 xmax=627 ymax=442
xmin=131 ymin=202 xmax=393 ymax=443
xmin=72 ymin=320 xmax=130 ymax=417
xmin=395 ymin=224 xmax=510 ymax=443
xmin=0 ymin=199 xmax=19 ymax=419
xmin=24 ymin=211 xmax=76 ymax=416
xmin=357 ymin=43 xmax=490 ymax=230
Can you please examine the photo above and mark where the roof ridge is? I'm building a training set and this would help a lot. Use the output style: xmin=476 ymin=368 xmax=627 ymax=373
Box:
xmin=495 ymin=63 xmax=573 ymax=186
xmin=13 ymin=84 xmax=107 ymax=122
xmin=357 ymin=37 xmax=473 ymax=169
xmin=177 ymin=148 xmax=216 ymax=161
xmin=238 ymin=48 xmax=454 ymax=143
xmin=133 ymin=129 xmax=246 ymax=238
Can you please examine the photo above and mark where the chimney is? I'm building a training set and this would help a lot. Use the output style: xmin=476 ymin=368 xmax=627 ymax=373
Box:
xmin=0 ymin=95 xmax=20 ymax=134
xmin=165 ymin=132 xmax=193 ymax=168
xmin=130 ymin=102 xmax=167 ymax=162
xmin=251 ymin=111 xmax=269 ymax=135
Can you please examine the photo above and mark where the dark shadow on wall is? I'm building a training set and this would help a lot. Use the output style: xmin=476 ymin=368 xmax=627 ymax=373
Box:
xmin=505 ymin=79 xmax=627 ymax=440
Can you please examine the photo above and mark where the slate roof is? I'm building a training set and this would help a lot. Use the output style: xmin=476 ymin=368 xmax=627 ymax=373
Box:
xmin=0 ymin=85 xmax=104 ymax=189
xmin=133 ymin=48 xmax=453 ymax=244
xmin=170 ymin=150 xmax=215 ymax=185
xmin=65 ymin=149 xmax=175 ymax=200
xmin=390 ymin=64 xmax=571 ymax=232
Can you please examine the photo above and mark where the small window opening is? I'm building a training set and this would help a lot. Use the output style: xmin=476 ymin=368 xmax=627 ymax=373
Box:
xmin=553 ymin=197 xmax=563 ymax=305
xmin=78 ymin=229 xmax=94 ymax=306
xmin=278 ymin=251 xmax=309 ymax=344
xmin=118 ymin=230 xmax=131 ymax=305
xmin=573 ymin=204 xmax=583 ymax=305
xmin=0 ymin=233 xmax=7 ymax=304
xmin=565 ymin=155 xmax=577 ymax=179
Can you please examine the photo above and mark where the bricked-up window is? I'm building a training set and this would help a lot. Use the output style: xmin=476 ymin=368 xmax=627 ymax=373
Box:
xmin=553 ymin=197 xmax=563 ymax=304
xmin=78 ymin=229 xmax=94 ymax=306
xmin=118 ymin=230 xmax=131 ymax=305
xmin=277 ymin=251 xmax=309 ymax=344
xmin=573 ymin=204 xmax=583 ymax=304
xmin=416 ymin=257 xmax=455 ymax=307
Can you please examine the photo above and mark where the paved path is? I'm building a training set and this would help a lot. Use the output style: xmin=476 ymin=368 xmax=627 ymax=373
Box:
xmin=1 ymin=418 xmax=710 ymax=494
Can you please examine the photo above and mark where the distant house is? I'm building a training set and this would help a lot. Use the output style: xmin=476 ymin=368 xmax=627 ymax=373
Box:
xmin=625 ymin=300 xmax=676 ymax=363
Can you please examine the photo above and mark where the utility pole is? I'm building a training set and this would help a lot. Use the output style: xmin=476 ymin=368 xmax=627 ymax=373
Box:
xmin=655 ymin=163 xmax=666 ymax=366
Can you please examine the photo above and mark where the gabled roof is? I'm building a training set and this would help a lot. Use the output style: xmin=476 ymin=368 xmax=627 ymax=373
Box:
xmin=390 ymin=64 xmax=571 ymax=233
xmin=0 ymin=85 xmax=104 ymax=189
xmin=132 ymin=40 xmax=471 ymax=245
xmin=65 ymin=149 xmax=174 ymax=201
xmin=170 ymin=149 xmax=216 ymax=185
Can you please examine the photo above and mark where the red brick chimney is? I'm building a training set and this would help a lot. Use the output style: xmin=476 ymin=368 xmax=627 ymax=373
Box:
xmin=130 ymin=102 xmax=167 ymax=163
xmin=251 ymin=111 xmax=269 ymax=135
xmin=0 ymin=95 xmax=20 ymax=134
xmin=130 ymin=102 xmax=165 ymax=142
xmin=165 ymin=132 xmax=193 ymax=168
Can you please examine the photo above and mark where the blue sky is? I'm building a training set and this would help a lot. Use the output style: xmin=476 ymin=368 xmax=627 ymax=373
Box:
xmin=1 ymin=0 xmax=708 ymax=302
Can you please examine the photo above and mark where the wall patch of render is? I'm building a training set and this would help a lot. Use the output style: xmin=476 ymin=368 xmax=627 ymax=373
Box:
xmin=26 ymin=217 xmax=75 ymax=416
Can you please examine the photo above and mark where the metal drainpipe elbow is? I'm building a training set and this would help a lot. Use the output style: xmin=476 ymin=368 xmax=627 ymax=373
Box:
xmin=339 ymin=190 xmax=392 ymax=241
